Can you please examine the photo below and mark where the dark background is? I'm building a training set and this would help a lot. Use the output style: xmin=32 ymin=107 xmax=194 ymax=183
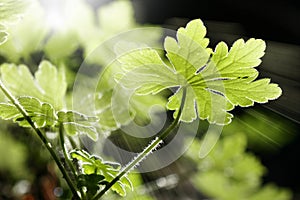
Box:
xmin=130 ymin=0 xmax=300 ymax=198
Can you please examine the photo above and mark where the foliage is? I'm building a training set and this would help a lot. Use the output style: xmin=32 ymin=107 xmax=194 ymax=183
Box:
xmin=0 ymin=0 xmax=27 ymax=45
xmin=0 ymin=0 xmax=291 ymax=199
xmin=114 ymin=19 xmax=282 ymax=125
xmin=71 ymin=149 xmax=132 ymax=197
xmin=185 ymin=133 xmax=292 ymax=200
xmin=0 ymin=61 xmax=99 ymax=140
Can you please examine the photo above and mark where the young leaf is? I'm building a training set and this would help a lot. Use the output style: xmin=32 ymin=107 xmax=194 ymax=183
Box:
xmin=0 ymin=61 xmax=67 ymax=110
xmin=57 ymin=111 xmax=98 ymax=140
xmin=115 ymin=19 xmax=282 ymax=125
xmin=70 ymin=149 xmax=132 ymax=197
xmin=0 ymin=96 xmax=56 ymax=128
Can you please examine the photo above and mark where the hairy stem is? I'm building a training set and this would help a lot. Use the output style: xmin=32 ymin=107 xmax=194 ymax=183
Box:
xmin=0 ymin=80 xmax=80 ymax=199
xmin=93 ymin=86 xmax=187 ymax=200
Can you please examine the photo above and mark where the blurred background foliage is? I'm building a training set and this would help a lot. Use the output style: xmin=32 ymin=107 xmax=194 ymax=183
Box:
xmin=0 ymin=0 xmax=299 ymax=199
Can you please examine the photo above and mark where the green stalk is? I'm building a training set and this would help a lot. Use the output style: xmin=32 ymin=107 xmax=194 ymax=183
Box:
xmin=59 ymin=126 xmax=87 ymax=200
xmin=92 ymin=86 xmax=187 ymax=200
xmin=0 ymin=80 xmax=80 ymax=200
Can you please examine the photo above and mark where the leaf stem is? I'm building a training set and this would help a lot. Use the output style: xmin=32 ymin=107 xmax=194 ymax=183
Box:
xmin=0 ymin=80 xmax=81 ymax=199
xmin=92 ymin=86 xmax=187 ymax=200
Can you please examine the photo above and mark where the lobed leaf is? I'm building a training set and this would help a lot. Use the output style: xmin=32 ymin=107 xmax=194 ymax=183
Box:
xmin=71 ymin=149 xmax=132 ymax=196
xmin=57 ymin=111 xmax=98 ymax=140
xmin=0 ymin=96 xmax=56 ymax=128
xmin=115 ymin=19 xmax=282 ymax=125
xmin=0 ymin=61 xmax=67 ymax=110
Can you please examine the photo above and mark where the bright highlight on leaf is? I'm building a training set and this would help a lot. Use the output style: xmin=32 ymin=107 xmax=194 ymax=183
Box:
xmin=0 ymin=96 xmax=55 ymax=128
xmin=116 ymin=19 xmax=282 ymax=125
xmin=0 ymin=61 xmax=66 ymax=110
xmin=0 ymin=60 xmax=98 ymax=140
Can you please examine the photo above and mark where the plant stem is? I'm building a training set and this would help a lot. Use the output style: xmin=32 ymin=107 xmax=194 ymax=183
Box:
xmin=92 ymin=86 xmax=187 ymax=200
xmin=59 ymin=126 xmax=87 ymax=200
xmin=0 ymin=80 xmax=81 ymax=200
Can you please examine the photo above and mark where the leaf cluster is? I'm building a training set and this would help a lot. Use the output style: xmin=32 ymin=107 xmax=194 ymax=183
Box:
xmin=186 ymin=133 xmax=291 ymax=200
xmin=0 ymin=61 xmax=98 ymax=140
xmin=71 ymin=149 xmax=132 ymax=197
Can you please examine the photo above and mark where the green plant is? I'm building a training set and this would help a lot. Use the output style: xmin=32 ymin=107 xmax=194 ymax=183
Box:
xmin=0 ymin=0 xmax=289 ymax=199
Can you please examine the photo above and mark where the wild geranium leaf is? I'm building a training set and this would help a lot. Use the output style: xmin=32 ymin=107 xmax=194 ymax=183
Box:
xmin=0 ymin=61 xmax=67 ymax=110
xmin=96 ymin=59 xmax=167 ymax=131
xmin=70 ymin=149 xmax=132 ymax=197
xmin=116 ymin=19 xmax=282 ymax=125
xmin=0 ymin=96 xmax=56 ymax=128
xmin=62 ymin=122 xmax=98 ymax=141
xmin=57 ymin=111 xmax=98 ymax=140
xmin=57 ymin=110 xmax=98 ymax=124
xmin=0 ymin=103 xmax=21 ymax=120
xmin=35 ymin=61 xmax=67 ymax=109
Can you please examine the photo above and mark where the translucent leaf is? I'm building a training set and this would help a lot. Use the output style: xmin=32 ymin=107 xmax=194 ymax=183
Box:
xmin=63 ymin=122 xmax=98 ymax=141
xmin=115 ymin=19 xmax=282 ymax=125
xmin=0 ymin=0 xmax=27 ymax=23
xmin=96 ymin=59 xmax=168 ymax=131
xmin=0 ymin=103 xmax=21 ymax=120
xmin=57 ymin=111 xmax=98 ymax=124
xmin=98 ymin=0 xmax=136 ymax=34
xmin=0 ymin=96 xmax=56 ymax=128
xmin=35 ymin=61 xmax=67 ymax=109
xmin=57 ymin=111 xmax=98 ymax=140
xmin=0 ymin=61 xmax=66 ymax=110
xmin=0 ymin=1 xmax=47 ymax=62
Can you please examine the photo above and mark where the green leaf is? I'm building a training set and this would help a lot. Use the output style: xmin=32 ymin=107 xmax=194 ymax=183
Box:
xmin=70 ymin=149 xmax=132 ymax=197
xmin=186 ymin=133 xmax=291 ymax=200
xmin=0 ymin=61 xmax=67 ymax=110
xmin=0 ymin=25 xmax=8 ymax=45
xmin=77 ymin=174 xmax=105 ymax=198
xmin=62 ymin=122 xmax=98 ymax=141
xmin=0 ymin=1 xmax=47 ymax=61
xmin=35 ymin=61 xmax=67 ymax=109
xmin=115 ymin=19 xmax=282 ymax=125
xmin=57 ymin=110 xmax=98 ymax=124
xmin=0 ymin=103 xmax=21 ymax=120
xmin=96 ymin=61 xmax=168 ymax=131
xmin=0 ymin=96 xmax=56 ymax=128
xmin=57 ymin=111 xmax=98 ymax=140
xmin=0 ymin=0 xmax=27 ymax=23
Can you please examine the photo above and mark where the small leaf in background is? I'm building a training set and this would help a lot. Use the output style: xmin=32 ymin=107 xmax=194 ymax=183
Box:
xmin=0 ymin=0 xmax=46 ymax=62
xmin=0 ymin=0 xmax=27 ymax=23
xmin=0 ymin=0 xmax=27 ymax=45
xmin=185 ymin=133 xmax=292 ymax=200
xmin=57 ymin=111 xmax=98 ymax=140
